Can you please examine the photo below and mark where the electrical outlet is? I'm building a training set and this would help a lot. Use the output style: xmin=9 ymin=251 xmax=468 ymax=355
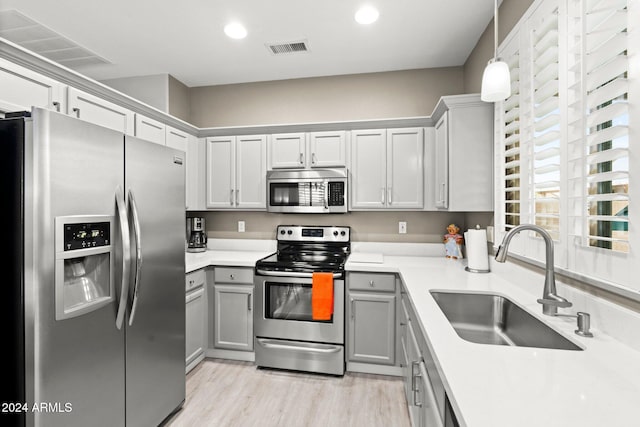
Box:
xmin=238 ymin=221 xmax=245 ymax=233
xmin=399 ymin=221 xmax=407 ymax=234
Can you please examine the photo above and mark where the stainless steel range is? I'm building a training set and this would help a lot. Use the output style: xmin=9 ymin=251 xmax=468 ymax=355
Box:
xmin=254 ymin=225 xmax=350 ymax=375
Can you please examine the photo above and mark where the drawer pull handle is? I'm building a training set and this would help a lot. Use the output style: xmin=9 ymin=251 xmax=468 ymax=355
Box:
xmin=230 ymin=274 xmax=235 ymax=280
xmin=369 ymin=280 xmax=374 ymax=287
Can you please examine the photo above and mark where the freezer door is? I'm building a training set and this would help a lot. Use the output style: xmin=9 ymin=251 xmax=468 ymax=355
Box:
xmin=125 ymin=136 xmax=186 ymax=426
xmin=29 ymin=108 xmax=126 ymax=427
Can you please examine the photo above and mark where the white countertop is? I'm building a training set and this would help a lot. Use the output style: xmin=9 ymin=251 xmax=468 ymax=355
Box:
xmin=185 ymin=250 xmax=271 ymax=273
xmin=346 ymin=254 xmax=640 ymax=427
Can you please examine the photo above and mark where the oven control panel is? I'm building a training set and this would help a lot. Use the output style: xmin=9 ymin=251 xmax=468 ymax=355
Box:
xmin=277 ymin=225 xmax=350 ymax=242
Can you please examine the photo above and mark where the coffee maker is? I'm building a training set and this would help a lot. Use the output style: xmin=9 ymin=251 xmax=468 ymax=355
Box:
xmin=186 ymin=217 xmax=207 ymax=252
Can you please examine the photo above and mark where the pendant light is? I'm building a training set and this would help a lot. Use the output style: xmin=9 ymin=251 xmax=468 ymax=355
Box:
xmin=481 ymin=0 xmax=511 ymax=102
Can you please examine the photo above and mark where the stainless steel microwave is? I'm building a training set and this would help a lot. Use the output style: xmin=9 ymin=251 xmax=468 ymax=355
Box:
xmin=266 ymin=168 xmax=348 ymax=213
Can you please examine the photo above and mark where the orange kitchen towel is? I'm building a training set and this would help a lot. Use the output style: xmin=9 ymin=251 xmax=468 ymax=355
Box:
xmin=312 ymin=272 xmax=334 ymax=321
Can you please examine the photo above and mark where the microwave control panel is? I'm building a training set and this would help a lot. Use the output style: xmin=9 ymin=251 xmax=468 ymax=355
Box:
xmin=328 ymin=182 xmax=345 ymax=206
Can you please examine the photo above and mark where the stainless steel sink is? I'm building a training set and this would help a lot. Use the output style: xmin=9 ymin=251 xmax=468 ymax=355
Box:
xmin=430 ymin=291 xmax=582 ymax=351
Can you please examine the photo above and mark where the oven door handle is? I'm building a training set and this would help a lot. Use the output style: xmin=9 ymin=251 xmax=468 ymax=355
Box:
xmin=256 ymin=338 xmax=342 ymax=354
xmin=255 ymin=269 xmax=342 ymax=279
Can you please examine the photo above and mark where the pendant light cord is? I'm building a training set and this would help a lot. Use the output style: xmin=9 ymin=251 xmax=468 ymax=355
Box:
xmin=493 ymin=0 xmax=499 ymax=60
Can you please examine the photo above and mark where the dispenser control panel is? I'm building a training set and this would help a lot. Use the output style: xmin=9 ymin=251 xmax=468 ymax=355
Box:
xmin=63 ymin=222 xmax=110 ymax=251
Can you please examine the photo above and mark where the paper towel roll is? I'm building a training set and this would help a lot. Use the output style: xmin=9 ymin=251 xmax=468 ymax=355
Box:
xmin=464 ymin=227 xmax=490 ymax=273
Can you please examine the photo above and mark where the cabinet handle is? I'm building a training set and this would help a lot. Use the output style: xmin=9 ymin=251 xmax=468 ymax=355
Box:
xmin=230 ymin=274 xmax=235 ymax=280
xmin=235 ymin=189 xmax=239 ymax=206
xmin=247 ymin=294 xmax=252 ymax=311
xmin=52 ymin=101 xmax=61 ymax=112
xmin=369 ymin=280 xmax=374 ymax=287
xmin=312 ymin=153 xmax=317 ymax=165
xmin=400 ymin=322 xmax=406 ymax=326
xmin=230 ymin=189 xmax=234 ymax=206
xmin=350 ymin=298 xmax=355 ymax=319
xmin=72 ymin=107 xmax=80 ymax=118
xmin=381 ymin=188 xmax=386 ymax=205
xmin=440 ymin=182 xmax=446 ymax=204
xmin=412 ymin=361 xmax=422 ymax=407
xmin=299 ymin=152 xmax=304 ymax=165
xmin=388 ymin=187 xmax=392 ymax=205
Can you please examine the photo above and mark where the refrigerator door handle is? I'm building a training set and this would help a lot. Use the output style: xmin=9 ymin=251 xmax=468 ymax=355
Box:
xmin=128 ymin=189 xmax=143 ymax=326
xmin=115 ymin=187 xmax=131 ymax=330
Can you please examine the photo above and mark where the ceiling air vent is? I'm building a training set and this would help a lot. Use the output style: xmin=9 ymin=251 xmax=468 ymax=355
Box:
xmin=0 ymin=10 xmax=110 ymax=68
xmin=266 ymin=40 xmax=309 ymax=55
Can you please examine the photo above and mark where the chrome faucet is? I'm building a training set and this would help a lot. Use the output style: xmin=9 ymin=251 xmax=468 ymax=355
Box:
xmin=495 ymin=224 xmax=572 ymax=316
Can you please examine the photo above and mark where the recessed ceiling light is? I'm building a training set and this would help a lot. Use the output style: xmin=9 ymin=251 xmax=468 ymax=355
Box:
xmin=224 ymin=22 xmax=247 ymax=39
xmin=355 ymin=6 xmax=379 ymax=25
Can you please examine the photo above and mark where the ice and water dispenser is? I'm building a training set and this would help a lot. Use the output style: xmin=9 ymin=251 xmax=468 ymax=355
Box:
xmin=55 ymin=216 xmax=115 ymax=320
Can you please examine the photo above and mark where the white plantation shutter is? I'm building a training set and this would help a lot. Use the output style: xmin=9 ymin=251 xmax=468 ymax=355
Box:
xmin=503 ymin=48 xmax=522 ymax=232
xmin=530 ymin=8 xmax=561 ymax=240
xmin=496 ymin=0 xmax=639 ymax=293
xmin=567 ymin=0 xmax=629 ymax=253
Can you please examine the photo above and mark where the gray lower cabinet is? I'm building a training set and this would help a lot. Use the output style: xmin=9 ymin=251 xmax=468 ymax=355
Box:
xmin=401 ymin=290 xmax=446 ymax=427
xmin=185 ymin=269 xmax=206 ymax=373
xmin=347 ymin=273 xmax=397 ymax=367
xmin=213 ymin=267 xmax=254 ymax=352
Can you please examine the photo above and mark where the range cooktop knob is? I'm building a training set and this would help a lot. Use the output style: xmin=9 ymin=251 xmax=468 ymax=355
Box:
xmin=333 ymin=231 xmax=339 ymax=236
xmin=287 ymin=230 xmax=293 ymax=235
xmin=280 ymin=229 xmax=286 ymax=235
xmin=340 ymin=231 xmax=346 ymax=236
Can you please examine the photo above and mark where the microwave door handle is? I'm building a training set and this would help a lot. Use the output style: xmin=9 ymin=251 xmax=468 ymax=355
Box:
xmin=115 ymin=187 xmax=131 ymax=330
xmin=324 ymin=182 xmax=329 ymax=210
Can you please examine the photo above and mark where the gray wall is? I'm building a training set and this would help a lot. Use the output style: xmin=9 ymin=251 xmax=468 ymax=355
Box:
xmin=189 ymin=67 xmax=464 ymax=128
xmin=192 ymin=211 xmax=494 ymax=244
xmin=168 ymin=75 xmax=191 ymax=122
xmin=102 ymin=74 xmax=169 ymax=112
xmin=463 ymin=0 xmax=535 ymax=92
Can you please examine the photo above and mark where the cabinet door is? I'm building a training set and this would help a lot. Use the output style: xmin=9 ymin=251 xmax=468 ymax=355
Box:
xmin=348 ymin=292 xmax=395 ymax=365
xmin=236 ymin=135 xmax=267 ymax=209
xmin=67 ymin=87 xmax=134 ymax=135
xmin=308 ymin=131 xmax=346 ymax=168
xmin=434 ymin=113 xmax=449 ymax=209
xmin=387 ymin=128 xmax=424 ymax=209
xmin=186 ymin=136 xmax=205 ymax=210
xmin=185 ymin=287 xmax=205 ymax=366
xmin=166 ymin=126 xmax=189 ymax=152
xmin=0 ymin=58 xmax=64 ymax=114
xmin=135 ymin=114 xmax=166 ymax=145
xmin=350 ymin=129 xmax=387 ymax=209
xmin=206 ymin=136 xmax=235 ymax=209
xmin=213 ymin=285 xmax=253 ymax=351
xmin=269 ymin=132 xmax=306 ymax=169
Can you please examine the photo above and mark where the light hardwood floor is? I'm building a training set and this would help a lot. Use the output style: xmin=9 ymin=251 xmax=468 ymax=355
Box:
xmin=164 ymin=359 xmax=411 ymax=427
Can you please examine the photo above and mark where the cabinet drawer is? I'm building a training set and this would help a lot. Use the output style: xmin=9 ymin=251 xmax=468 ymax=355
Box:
xmin=348 ymin=273 xmax=396 ymax=292
xmin=215 ymin=267 xmax=253 ymax=284
xmin=186 ymin=268 xmax=206 ymax=292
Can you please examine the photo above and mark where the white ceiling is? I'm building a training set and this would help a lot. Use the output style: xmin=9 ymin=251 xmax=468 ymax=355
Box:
xmin=0 ymin=0 xmax=495 ymax=88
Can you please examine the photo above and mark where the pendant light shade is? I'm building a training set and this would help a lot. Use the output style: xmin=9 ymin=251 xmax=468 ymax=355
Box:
xmin=481 ymin=0 xmax=511 ymax=102
xmin=481 ymin=59 xmax=511 ymax=102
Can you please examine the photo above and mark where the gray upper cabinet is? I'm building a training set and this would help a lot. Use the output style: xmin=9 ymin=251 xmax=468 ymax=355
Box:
xmin=206 ymin=135 xmax=267 ymax=210
xmin=269 ymin=131 xmax=347 ymax=169
xmin=431 ymin=94 xmax=493 ymax=212
xmin=67 ymin=87 xmax=135 ymax=135
xmin=350 ymin=128 xmax=424 ymax=210
xmin=0 ymin=58 xmax=65 ymax=114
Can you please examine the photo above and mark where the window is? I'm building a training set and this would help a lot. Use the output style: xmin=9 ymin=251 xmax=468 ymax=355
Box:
xmin=496 ymin=0 xmax=636 ymax=292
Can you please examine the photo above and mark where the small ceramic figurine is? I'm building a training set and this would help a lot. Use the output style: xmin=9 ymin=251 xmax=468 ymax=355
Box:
xmin=443 ymin=223 xmax=464 ymax=259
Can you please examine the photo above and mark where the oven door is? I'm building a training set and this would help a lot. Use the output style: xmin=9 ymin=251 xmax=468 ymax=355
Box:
xmin=254 ymin=273 xmax=344 ymax=344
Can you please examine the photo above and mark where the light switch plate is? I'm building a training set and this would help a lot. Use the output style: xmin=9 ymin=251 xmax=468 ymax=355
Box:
xmin=238 ymin=221 xmax=245 ymax=233
xmin=399 ymin=221 xmax=407 ymax=234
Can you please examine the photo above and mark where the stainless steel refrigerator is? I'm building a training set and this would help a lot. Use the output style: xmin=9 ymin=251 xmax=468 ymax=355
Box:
xmin=2 ymin=107 xmax=185 ymax=427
